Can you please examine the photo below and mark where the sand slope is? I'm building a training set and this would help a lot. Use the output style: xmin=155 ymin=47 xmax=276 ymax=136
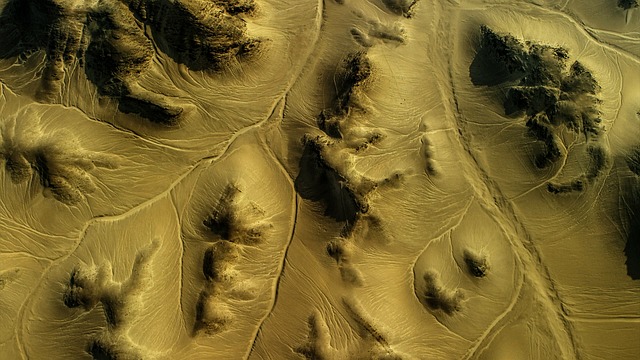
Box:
xmin=0 ymin=0 xmax=638 ymax=359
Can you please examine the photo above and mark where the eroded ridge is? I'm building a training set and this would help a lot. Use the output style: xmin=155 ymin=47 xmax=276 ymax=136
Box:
xmin=463 ymin=249 xmax=490 ymax=278
xmin=0 ymin=0 xmax=260 ymax=125
xmin=296 ymin=311 xmax=338 ymax=360
xmin=295 ymin=133 xmax=404 ymax=226
xmin=473 ymin=26 xmax=611 ymax=193
xmin=618 ymin=0 xmax=639 ymax=10
xmin=295 ymin=135 xmax=372 ymax=224
xmin=350 ymin=21 xmax=405 ymax=48
xmin=0 ymin=268 xmax=20 ymax=290
xmin=193 ymin=241 xmax=239 ymax=336
xmin=299 ymin=133 xmax=402 ymax=286
xmin=420 ymin=270 xmax=465 ymax=315
xmin=0 ymin=114 xmax=118 ymax=205
xmin=194 ymin=184 xmax=269 ymax=335
xmin=380 ymin=0 xmax=418 ymax=18
xmin=63 ymin=241 xmax=160 ymax=359
xmin=326 ymin=236 xmax=365 ymax=287
xmin=297 ymin=300 xmax=404 ymax=360
xmin=202 ymin=184 xmax=272 ymax=245
xmin=419 ymin=128 xmax=439 ymax=176
xmin=123 ymin=0 xmax=260 ymax=71
xmin=297 ymin=51 xmax=409 ymax=225
xmin=318 ymin=52 xmax=376 ymax=142
xmin=297 ymin=52 xmax=407 ymax=285
xmin=320 ymin=53 xmax=384 ymax=153
xmin=326 ymin=213 xmax=385 ymax=286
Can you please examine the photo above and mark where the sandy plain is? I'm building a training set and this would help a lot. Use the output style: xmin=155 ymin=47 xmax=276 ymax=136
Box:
xmin=0 ymin=0 xmax=638 ymax=359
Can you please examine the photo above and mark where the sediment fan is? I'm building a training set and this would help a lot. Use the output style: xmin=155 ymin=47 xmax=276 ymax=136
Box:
xmin=0 ymin=0 xmax=638 ymax=359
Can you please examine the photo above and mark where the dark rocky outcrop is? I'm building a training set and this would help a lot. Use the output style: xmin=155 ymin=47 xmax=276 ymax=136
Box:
xmin=318 ymin=52 xmax=372 ymax=139
xmin=294 ymin=137 xmax=367 ymax=224
xmin=0 ymin=0 xmax=260 ymax=125
xmin=123 ymin=0 xmax=259 ymax=71
xmin=472 ymin=26 xmax=609 ymax=193
xmin=618 ymin=0 xmax=639 ymax=10
xmin=381 ymin=0 xmax=418 ymax=18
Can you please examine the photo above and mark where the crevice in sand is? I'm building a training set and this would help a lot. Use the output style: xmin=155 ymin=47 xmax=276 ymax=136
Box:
xmin=244 ymin=195 xmax=299 ymax=360
xmin=568 ymin=315 xmax=640 ymax=324
xmin=168 ymin=194 xmax=189 ymax=335
xmin=0 ymin=251 xmax=53 ymax=263
xmin=0 ymin=215 xmax=76 ymax=241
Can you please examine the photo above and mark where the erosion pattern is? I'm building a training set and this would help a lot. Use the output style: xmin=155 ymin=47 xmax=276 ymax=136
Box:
xmin=0 ymin=0 xmax=639 ymax=359
xmin=0 ymin=0 xmax=259 ymax=125
xmin=474 ymin=26 xmax=610 ymax=193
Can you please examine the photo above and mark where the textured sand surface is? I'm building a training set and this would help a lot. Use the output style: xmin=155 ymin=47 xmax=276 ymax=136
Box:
xmin=0 ymin=0 xmax=639 ymax=359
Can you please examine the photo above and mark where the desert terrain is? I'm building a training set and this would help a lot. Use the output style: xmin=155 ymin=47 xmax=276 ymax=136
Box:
xmin=0 ymin=0 xmax=638 ymax=359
